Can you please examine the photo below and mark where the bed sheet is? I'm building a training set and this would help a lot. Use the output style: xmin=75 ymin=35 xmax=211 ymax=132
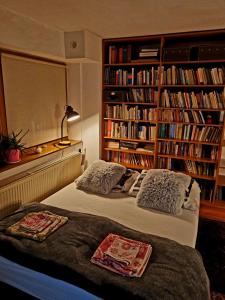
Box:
xmin=42 ymin=182 xmax=199 ymax=248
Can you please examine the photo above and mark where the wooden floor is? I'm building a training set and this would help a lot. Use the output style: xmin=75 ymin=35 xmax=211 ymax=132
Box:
xmin=0 ymin=282 xmax=37 ymax=299
xmin=200 ymin=204 xmax=225 ymax=223
xmin=196 ymin=218 xmax=225 ymax=295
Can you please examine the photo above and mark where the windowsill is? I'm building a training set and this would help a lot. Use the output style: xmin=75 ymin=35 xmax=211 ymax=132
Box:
xmin=0 ymin=138 xmax=82 ymax=174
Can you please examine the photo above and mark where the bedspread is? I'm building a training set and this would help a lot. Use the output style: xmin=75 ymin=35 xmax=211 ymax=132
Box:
xmin=0 ymin=203 xmax=210 ymax=300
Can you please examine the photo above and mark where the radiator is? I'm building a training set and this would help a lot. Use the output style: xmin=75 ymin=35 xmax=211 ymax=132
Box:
xmin=0 ymin=153 xmax=81 ymax=219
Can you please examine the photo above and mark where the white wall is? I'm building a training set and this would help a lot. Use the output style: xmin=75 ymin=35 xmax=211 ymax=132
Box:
xmin=67 ymin=62 xmax=101 ymax=166
xmin=0 ymin=6 xmax=65 ymax=57
xmin=0 ymin=6 xmax=102 ymax=170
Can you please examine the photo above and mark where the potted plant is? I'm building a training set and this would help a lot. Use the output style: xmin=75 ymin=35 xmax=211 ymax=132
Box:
xmin=0 ymin=130 xmax=28 ymax=164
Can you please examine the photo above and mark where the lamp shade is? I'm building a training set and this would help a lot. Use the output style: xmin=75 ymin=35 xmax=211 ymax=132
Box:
xmin=67 ymin=108 xmax=80 ymax=122
xmin=59 ymin=105 xmax=80 ymax=146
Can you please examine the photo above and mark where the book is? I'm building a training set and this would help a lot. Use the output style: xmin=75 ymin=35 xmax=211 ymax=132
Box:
xmin=119 ymin=141 xmax=138 ymax=149
xmin=106 ymin=141 xmax=119 ymax=149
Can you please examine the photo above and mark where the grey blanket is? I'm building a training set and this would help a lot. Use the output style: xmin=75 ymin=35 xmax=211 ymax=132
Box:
xmin=0 ymin=203 xmax=210 ymax=300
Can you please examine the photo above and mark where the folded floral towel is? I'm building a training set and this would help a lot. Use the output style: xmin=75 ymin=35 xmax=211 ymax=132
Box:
xmin=91 ymin=233 xmax=152 ymax=277
xmin=6 ymin=211 xmax=68 ymax=242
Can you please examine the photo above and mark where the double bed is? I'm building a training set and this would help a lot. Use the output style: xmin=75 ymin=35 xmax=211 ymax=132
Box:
xmin=0 ymin=154 xmax=210 ymax=299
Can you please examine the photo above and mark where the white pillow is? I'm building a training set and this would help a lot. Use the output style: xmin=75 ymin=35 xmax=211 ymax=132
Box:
xmin=75 ymin=160 xmax=126 ymax=195
xmin=128 ymin=170 xmax=148 ymax=197
xmin=112 ymin=169 xmax=140 ymax=193
xmin=183 ymin=180 xmax=200 ymax=211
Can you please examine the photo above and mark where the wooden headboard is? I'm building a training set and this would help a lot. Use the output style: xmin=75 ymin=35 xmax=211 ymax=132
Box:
xmin=0 ymin=153 xmax=81 ymax=219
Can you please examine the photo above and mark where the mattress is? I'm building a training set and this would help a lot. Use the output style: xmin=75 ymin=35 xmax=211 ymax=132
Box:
xmin=43 ymin=182 xmax=199 ymax=248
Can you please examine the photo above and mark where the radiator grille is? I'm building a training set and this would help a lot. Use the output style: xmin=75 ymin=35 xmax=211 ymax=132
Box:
xmin=0 ymin=154 xmax=81 ymax=219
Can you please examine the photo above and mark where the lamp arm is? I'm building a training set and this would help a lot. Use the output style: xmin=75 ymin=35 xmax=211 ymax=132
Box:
xmin=61 ymin=114 xmax=67 ymax=141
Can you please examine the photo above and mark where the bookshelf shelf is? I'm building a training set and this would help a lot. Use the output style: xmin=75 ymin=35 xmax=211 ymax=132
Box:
xmin=161 ymin=85 xmax=225 ymax=88
xmin=104 ymin=85 xmax=159 ymax=88
xmin=104 ymin=147 xmax=154 ymax=156
xmin=102 ymin=29 xmax=225 ymax=220
xmin=157 ymin=138 xmax=220 ymax=145
xmin=105 ymin=61 xmax=160 ymax=66
xmin=106 ymin=161 xmax=149 ymax=170
xmin=104 ymin=118 xmax=157 ymax=123
xmin=162 ymin=59 xmax=225 ymax=65
xmin=182 ymin=172 xmax=216 ymax=181
xmin=157 ymin=154 xmax=217 ymax=164
xmin=157 ymin=121 xmax=223 ymax=127
xmin=104 ymin=136 xmax=155 ymax=143
xmin=158 ymin=107 xmax=225 ymax=111
xmin=104 ymin=101 xmax=158 ymax=106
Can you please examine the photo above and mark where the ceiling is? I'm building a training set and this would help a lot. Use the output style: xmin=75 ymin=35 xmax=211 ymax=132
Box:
xmin=0 ymin=0 xmax=225 ymax=38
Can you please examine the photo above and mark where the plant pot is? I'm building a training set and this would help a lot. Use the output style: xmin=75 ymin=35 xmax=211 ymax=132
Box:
xmin=5 ymin=149 xmax=21 ymax=164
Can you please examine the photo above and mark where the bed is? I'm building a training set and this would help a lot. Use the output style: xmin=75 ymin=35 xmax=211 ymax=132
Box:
xmin=0 ymin=155 xmax=210 ymax=299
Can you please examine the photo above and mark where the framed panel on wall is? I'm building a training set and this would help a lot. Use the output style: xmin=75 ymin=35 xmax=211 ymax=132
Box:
xmin=1 ymin=54 xmax=67 ymax=147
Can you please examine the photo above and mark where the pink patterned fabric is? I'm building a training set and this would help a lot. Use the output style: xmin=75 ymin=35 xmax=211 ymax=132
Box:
xmin=91 ymin=233 xmax=152 ymax=277
xmin=6 ymin=211 xmax=68 ymax=241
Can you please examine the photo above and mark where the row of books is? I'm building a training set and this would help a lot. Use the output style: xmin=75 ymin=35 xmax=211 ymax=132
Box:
xmin=104 ymin=67 xmax=160 ymax=86
xmin=160 ymin=89 xmax=225 ymax=109
xmin=105 ymin=64 xmax=225 ymax=85
xmin=106 ymin=140 xmax=154 ymax=152
xmin=158 ymin=124 xmax=222 ymax=143
xmin=157 ymin=157 xmax=215 ymax=177
xmin=161 ymin=66 xmax=225 ymax=85
xmin=158 ymin=109 xmax=224 ymax=124
xmin=127 ymin=88 xmax=158 ymax=103
xmin=104 ymin=88 xmax=225 ymax=109
xmin=106 ymin=151 xmax=153 ymax=168
xmin=157 ymin=157 xmax=178 ymax=170
xmin=199 ymin=182 xmax=214 ymax=201
xmin=108 ymin=45 xmax=132 ymax=64
xmin=216 ymin=187 xmax=225 ymax=201
xmin=184 ymin=160 xmax=216 ymax=177
xmin=158 ymin=141 xmax=218 ymax=160
xmin=105 ymin=140 xmax=218 ymax=160
xmin=104 ymin=88 xmax=158 ymax=103
xmin=105 ymin=104 xmax=157 ymax=121
xmin=105 ymin=120 xmax=156 ymax=140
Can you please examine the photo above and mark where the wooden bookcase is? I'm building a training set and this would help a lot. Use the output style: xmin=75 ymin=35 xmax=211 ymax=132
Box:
xmin=101 ymin=29 xmax=225 ymax=220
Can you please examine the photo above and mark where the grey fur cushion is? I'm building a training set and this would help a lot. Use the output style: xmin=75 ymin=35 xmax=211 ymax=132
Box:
xmin=75 ymin=160 xmax=126 ymax=195
xmin=137 ymin=169 xmax=186 ymax=215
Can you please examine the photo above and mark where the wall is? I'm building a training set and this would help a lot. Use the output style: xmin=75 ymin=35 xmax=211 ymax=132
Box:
xmin=0 ymin=6 xmax=65 ymax=57
xmin=67 ymin=62 xmax=101 ymax=165
xmin=0 ymin=5 xmax=102 ymax=172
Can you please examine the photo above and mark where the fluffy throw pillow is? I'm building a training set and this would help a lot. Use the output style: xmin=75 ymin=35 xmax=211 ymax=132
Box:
xmin=112 ymin=169 xmax=140 ymax=193
xmin=137 ymin=169 xmax=186 ymax=215
xmin=75 ymin=160 xmax=126 ymax=195
xmin=175 ymin=172 xmax=191 ymax=190
xmin=128 ymin=170 xmax=148 ymax=197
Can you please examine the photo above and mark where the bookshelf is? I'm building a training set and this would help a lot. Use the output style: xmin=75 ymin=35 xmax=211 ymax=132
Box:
xmin=102 ymin=30 xmax=225 ymax=220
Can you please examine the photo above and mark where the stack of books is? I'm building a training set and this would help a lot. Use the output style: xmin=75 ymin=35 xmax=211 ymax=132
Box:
xmin=136 ymin=144 xmax=154 ymax=153
xmin=119 ymin=141 xmax=138 ymax=150
xmin=138 ymin=46 xmax=159 ymax=61
xmin=106 ymin=141 xmax=120 ymax=149
xmin=91 ymin=233 xmax=152 ymax=277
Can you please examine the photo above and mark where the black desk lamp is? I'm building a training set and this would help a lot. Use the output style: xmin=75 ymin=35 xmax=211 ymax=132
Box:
xmin=58 ymin=105 xmax=80 ymax=146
